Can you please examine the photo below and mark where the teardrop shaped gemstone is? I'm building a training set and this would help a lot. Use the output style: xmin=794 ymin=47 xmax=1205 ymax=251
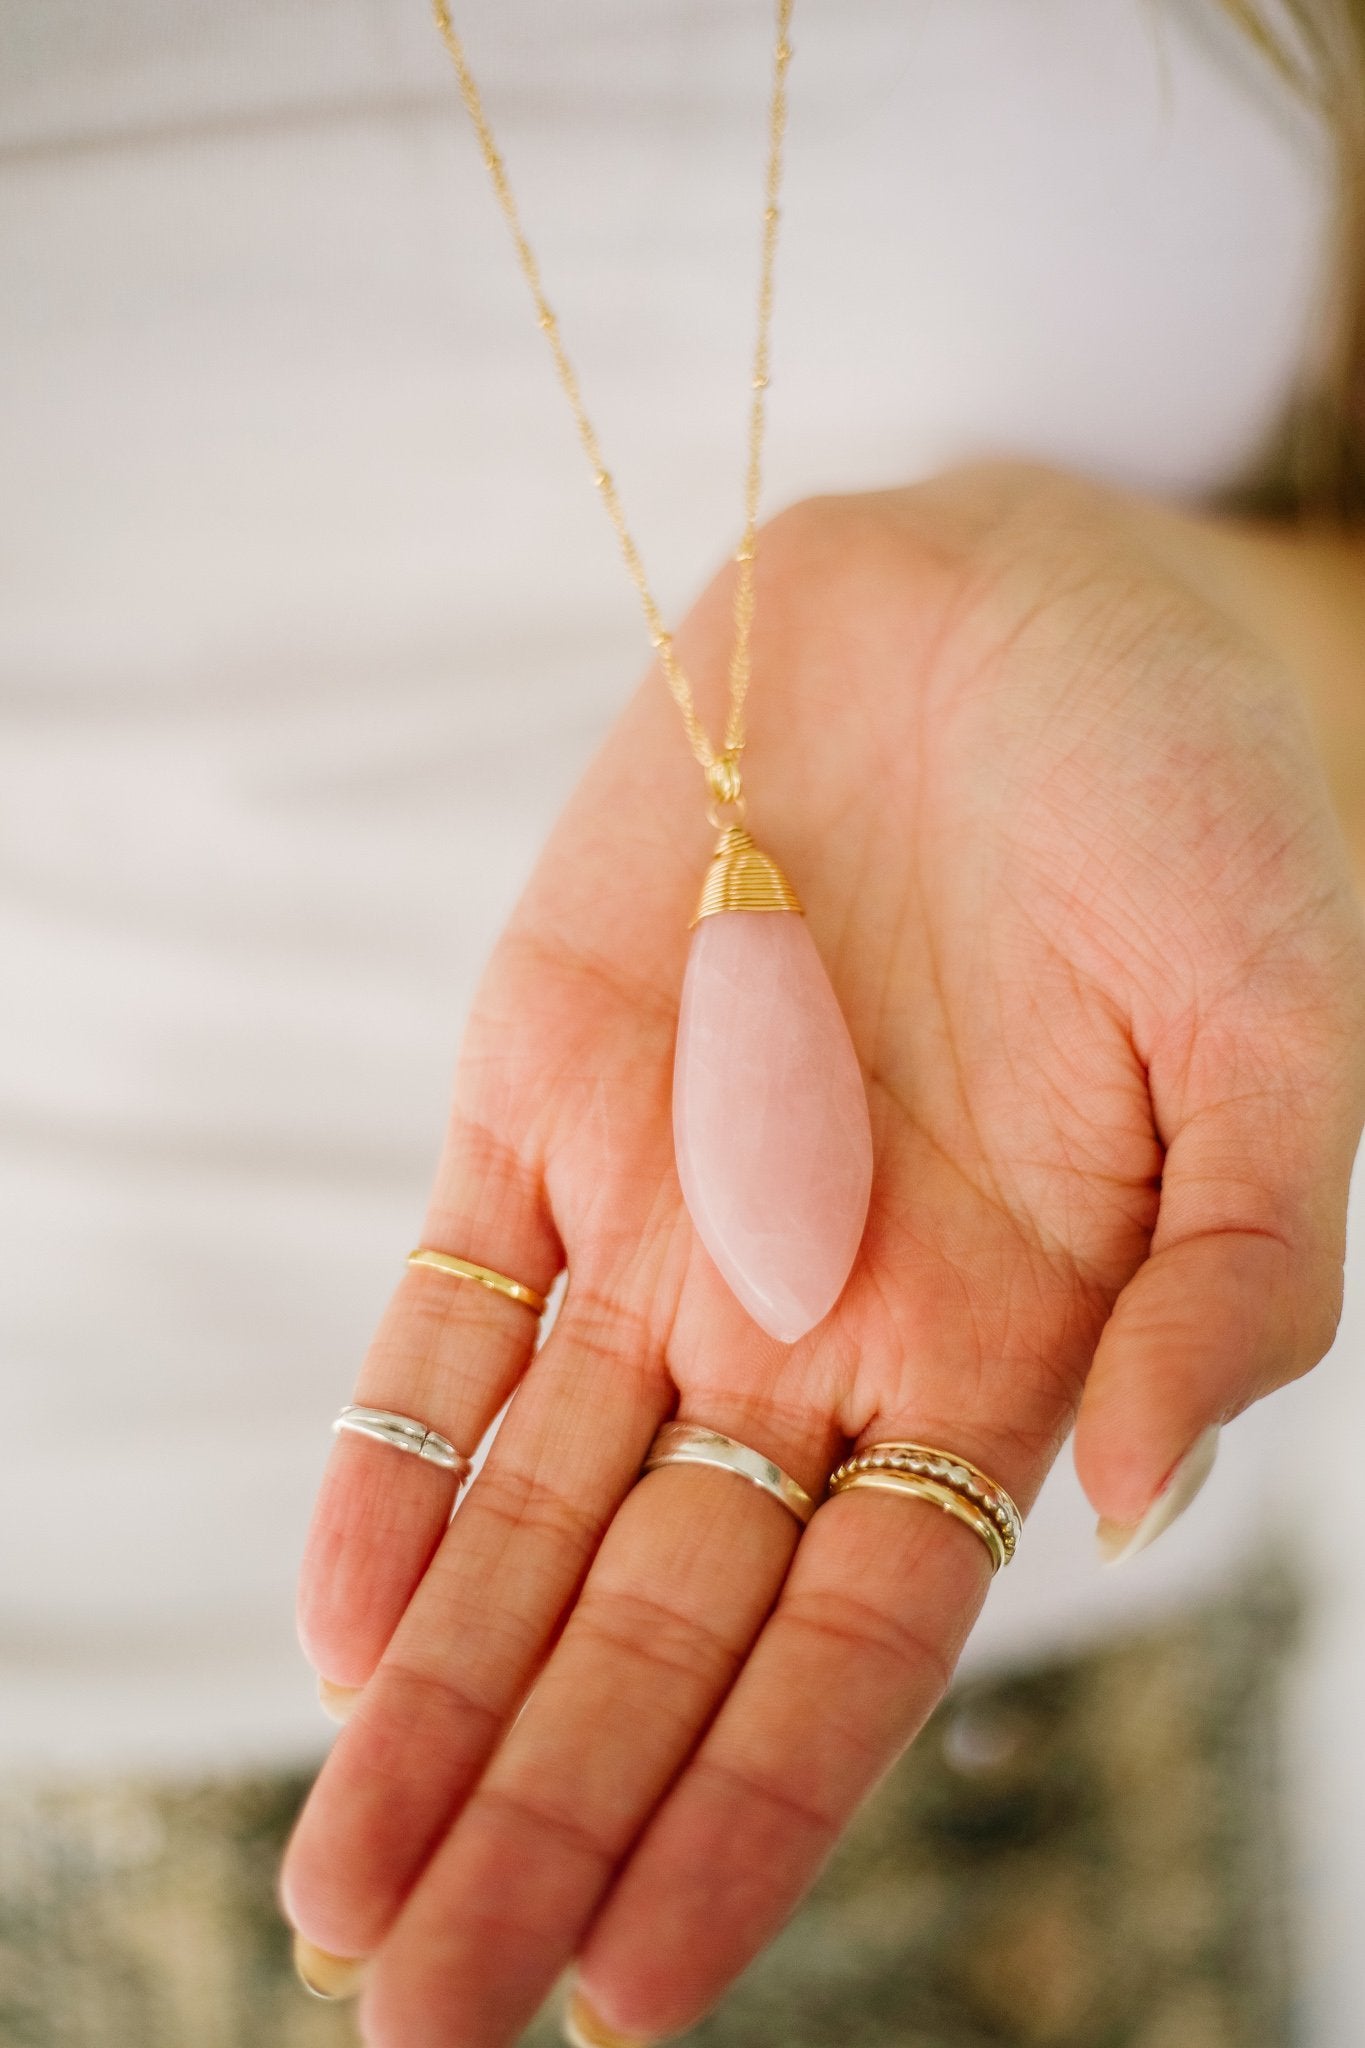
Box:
xmin=673 ymin=909 xmax=873 ymax=1343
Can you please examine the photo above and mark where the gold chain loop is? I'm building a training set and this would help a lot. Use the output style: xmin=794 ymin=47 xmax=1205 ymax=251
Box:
xmin=429 ymin=0 xmax=795 ymax=801
xmin=705 ymin=751 xmax=746 ymax=812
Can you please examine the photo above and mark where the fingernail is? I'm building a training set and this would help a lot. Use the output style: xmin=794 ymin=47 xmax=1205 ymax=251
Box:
xmin=293 ymin=1934 xmax=368 ymax=2000
xmin=563 ymin=1987 xmax=651 ymax=2048
xmin=1096 ymin=1425 xmax=1220 ymax=1566
xmin=317 ymin=1676 xmax=362 ymax=1725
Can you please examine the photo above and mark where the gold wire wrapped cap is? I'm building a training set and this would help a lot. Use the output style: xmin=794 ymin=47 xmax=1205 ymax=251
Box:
xmin=692 ymin=825 xmax=804 ymax=927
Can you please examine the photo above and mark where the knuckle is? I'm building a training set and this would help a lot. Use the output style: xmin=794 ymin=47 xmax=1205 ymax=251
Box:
xmin=374 ymin=1659 xmax=504 ymax=1761
xmin=472 ymin=1780 xmax=618 ymax=1872
xmin=554 ymin=1286 xmax=657 ymax=1376
xmin=421 ymin=1112 xmax=557 ymax=1285
xmin=690 ymin=1752 xmax=838 ymax=1849
xmin=430 ymin=1110 xmax=542 ymax=1220
xmin=573 ymin=1585 xmax=746 ymax=1694
xmin=778 ymin=1584 xmax=952 ymax=1701
xmin=468 ymin=1460 xmax=607 ymax=1556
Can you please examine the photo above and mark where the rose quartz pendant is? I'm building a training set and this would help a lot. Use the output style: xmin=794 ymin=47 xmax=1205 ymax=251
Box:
xmin=673 ymin=827 xmax=873 ymax=1343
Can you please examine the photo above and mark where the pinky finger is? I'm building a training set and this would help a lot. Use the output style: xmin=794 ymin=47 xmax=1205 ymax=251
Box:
xmin=297 ymin=1116 xmax=561 ymax=1693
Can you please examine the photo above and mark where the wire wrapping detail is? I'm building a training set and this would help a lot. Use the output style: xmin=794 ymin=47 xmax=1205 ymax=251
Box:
xmin=691 ymin=825 xmax=804 ymax=925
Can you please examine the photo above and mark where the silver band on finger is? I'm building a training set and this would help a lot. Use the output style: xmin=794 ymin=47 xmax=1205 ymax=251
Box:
xmin=642 ymin=1421 xmax=817 ymax=1527
xmin=333 ymin=1404 xmax=471 ymax=1477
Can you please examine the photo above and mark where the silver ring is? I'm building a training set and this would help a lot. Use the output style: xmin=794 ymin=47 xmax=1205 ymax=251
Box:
xmin=333 ymin=1404 xmax=470 ymax=1477
xmin=642 ymin=1421 xmax=817 ymax=1527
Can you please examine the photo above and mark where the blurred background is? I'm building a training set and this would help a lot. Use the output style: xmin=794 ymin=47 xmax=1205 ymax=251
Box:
xmin=2 ymin=2 xmax=1362 ymax=2043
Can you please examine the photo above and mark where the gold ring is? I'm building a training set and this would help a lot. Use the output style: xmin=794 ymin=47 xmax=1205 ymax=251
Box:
xmin=407 ymin=1246 xmax=548 ymax=1314
xmin=827 ymin=1442 xmax=1020 ymax=1572
xmin=642 ymin=1421 xmax=816 ymax=1527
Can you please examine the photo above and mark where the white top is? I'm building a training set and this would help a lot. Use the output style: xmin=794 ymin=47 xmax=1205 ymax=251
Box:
xmin=2 ymin=3 xmax=1359 ymax=2034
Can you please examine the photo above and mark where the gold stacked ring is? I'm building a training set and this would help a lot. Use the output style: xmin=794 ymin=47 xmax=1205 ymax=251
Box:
xmin=407 ymin=1246 xmax=548 ymax=1315
xmin=827 ymin=1443 xmax=1021 ymax=1573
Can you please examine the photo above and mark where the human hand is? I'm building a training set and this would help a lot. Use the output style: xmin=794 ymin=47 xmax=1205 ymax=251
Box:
xmin=280 ymin=464 xmax=1365 ymax=2045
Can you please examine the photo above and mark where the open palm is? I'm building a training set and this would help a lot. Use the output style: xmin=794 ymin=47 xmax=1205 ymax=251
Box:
xmin=282 ymin=466 xmax=1365 ymax=2047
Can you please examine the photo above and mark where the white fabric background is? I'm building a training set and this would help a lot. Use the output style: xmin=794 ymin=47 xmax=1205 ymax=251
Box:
xmin=2 ymin=0 xmax=1361 ymax=2035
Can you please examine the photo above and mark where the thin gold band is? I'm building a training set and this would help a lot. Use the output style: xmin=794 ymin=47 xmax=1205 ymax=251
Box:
xmin=407 ymin=1247 xmax=548 ymax=1315
xmin=830 ymin=1471 xmax=1008 ymax=1572
xmin=827 ymin=1442 xmax=1020 ymax=1573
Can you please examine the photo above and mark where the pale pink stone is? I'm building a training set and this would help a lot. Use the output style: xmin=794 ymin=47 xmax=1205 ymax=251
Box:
xmin=673 ymin=910 xmax=873 ymax=1343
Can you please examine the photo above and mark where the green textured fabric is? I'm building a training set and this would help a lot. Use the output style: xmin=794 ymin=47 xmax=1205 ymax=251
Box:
xmin=0 ymin=1582 xmax=1295 ymax=2048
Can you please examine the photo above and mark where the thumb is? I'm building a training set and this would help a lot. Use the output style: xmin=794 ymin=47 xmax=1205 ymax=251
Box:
xmin=1074 ymin=1065 xmax=1359 ymax=1565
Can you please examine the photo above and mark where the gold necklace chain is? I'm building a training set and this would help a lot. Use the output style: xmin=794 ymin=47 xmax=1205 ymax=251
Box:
xmin=430 ymin=0 xmax=795 ymax=814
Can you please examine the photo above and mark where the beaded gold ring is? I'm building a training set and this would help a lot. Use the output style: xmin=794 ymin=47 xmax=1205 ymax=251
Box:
xmin=827 ymin=1442 xmax=1021 ymax=1573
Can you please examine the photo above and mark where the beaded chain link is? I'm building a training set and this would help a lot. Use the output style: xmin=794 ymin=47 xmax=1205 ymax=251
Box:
xmin=429 ymin=0 xmax=795 ymax=816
